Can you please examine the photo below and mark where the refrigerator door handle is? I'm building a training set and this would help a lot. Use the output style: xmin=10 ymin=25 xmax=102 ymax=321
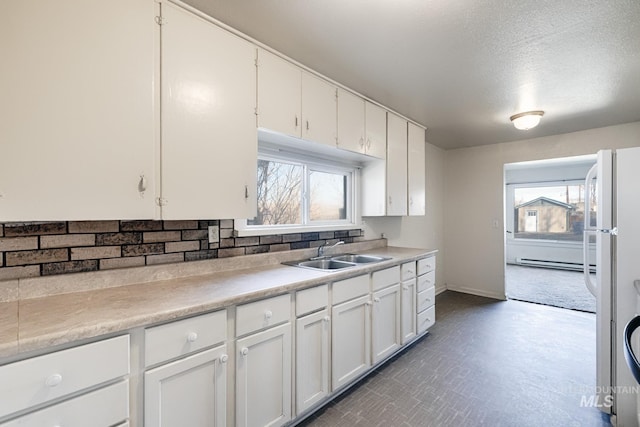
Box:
xmin=583 ymin=229 xmax=597 ymax=296
xmin=583 ymin=162 xmax=598 ymax=297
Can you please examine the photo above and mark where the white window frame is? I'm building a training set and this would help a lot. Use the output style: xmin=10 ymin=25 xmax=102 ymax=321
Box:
xmin=235 ymin=150 xmax=361 ymax=237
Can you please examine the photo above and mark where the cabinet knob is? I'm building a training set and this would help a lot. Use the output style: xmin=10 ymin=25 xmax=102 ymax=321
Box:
xmin=366 ymin=301 xmax=373 ymax=306
xmin=374 ymin=297 xmax=381 ymax=303
xmin=187 ymin=332 xmax=198 ymax=343
xmin=45 ymin=373 xmax=63 ymax=387
xmin=264 ymin=310 xmax=273 ymax=320
xmin=323 ymin=316 xmax=330 ymax=323
xmin=241 ymin=347 xmax=249 ymax=357
xmin=220 ymin=354 xmax=229 ymax=363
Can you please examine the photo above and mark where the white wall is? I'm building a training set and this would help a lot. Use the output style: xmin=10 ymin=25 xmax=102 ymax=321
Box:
xmin=364 ymin=141 xmax=446 ymax=293
xmin=444 ymin=121 xmax=640 ymax=299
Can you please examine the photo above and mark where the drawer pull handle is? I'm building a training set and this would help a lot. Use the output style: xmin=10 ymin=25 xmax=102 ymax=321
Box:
xmin=220 ymin=354 xmax=229 ymax=363
xmin=45 ymin=373 xmax=63 ymax=387
xmin=241 ymin=347 xmax=249 ymax=357
xmin=187 ymin=332 xmax=198 ymax=343
xmin=264 ymin=310 xmax=273 ymax=320
xmin=402 ymin=285 xmax=409 ymax=291
xmin=323 ymin=316 xmax=330 ymax=323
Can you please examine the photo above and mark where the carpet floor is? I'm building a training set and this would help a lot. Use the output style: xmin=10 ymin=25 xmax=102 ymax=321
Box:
xmin=299 ymin=291 xmax=609 ymax=427
xmin=505 ymin=264 xmax=596 ymax=313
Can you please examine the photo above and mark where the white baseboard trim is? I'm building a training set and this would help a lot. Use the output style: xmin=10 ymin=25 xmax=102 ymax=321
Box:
xmin=435 ymin=285 xmax=447 ymax=295
xmin=444 ymin=284 xmax=506 ymax=301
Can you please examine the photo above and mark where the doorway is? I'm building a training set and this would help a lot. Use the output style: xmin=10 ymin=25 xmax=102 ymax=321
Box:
xmin=504 ymin=155 xmax=597 ymax=313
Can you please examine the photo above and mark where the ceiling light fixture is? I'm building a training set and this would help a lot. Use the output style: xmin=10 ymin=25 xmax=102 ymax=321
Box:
xmin=510 ymin=110 xmax=544 ymax=130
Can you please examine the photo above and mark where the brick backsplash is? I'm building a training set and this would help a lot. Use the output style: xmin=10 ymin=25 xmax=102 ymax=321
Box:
xmin=0 ymin=221 xmax=363 ymax=281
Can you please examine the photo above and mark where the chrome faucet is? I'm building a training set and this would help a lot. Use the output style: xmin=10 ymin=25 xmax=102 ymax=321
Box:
xmin=318 ymin=240 xmax=344 ymax=257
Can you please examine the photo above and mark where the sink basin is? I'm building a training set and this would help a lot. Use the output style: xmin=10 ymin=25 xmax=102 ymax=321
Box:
xmin=331 ymin=254 xmax=391 ymax=264
xmin=295 ymin=259 xmax=356 ymax=270
xmin=283 ymin=253 xmax=391 ymax=271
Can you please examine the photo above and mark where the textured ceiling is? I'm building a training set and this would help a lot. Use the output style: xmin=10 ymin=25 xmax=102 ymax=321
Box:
xmin=182 ymin=0 xmax=640 ymax=150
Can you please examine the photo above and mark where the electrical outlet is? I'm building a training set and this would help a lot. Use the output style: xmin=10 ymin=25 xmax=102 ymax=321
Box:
xmin=208 ymin=225 xmax=219 ymax=243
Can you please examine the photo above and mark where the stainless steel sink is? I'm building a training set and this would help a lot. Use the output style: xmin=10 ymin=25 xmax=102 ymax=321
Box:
xmin=283 ymin=253 xmax=391 ymax=271
xmin=289 ymin=259 xmax=357 ymax=271
xmin=330 ymin=254 xmax=391 ymax=264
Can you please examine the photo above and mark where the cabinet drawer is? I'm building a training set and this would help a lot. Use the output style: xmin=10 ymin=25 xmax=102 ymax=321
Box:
xmin=0 ymin=380 xmax=129 ymax=427
xmin=296 ymin=284 xmax=329 ymax=317
xmin=145 ymin=309 xmax=227 ymax=367
xmin=0 ymin=335 xmax=129 ymax=419
xmin=332 ymin=274 xmax=369 ymax=304
xmin=236 ymin=294 xmax=290 ymax=337
xmin=418 ymin=256 xmax=435 ymax=275
xmin=417 ymin=305 xmax=436 ymax=334
xmin=417 ymin=270 xmax=436 ymax=292
xmin=400 ymin=262 xmax=416 ymax=280
xmin=372 ymin=266 xmax=400 ymax=291
xmin=417 ymin=286 xmax=436 ymax=313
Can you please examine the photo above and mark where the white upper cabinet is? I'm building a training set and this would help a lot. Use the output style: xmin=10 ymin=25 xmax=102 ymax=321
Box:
xmin=257 ymin=49 xmax=302 ymax=138
xmin=301 ymin=72 xmax=337 ymax=147
xmin=408 ymin=123 xmax=426 ymax=216
xmin=336 ymin=89 xmax=366 ymax=154
xmin=258 ymin=51 xmax=337 ymax=147
xmin=386 ymin=113 xmax=408 ymax=216
xmin=161 ymin=3 xmax=257 ymax=219
xmin=364 ymin=102 xmax=387 ymax=159
xmin=0 ymin=0 xmax=158 ymax=221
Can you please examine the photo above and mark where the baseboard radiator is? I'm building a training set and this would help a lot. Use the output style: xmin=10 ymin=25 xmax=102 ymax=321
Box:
xmin=514 ymin=257 xmax=596 ymax=272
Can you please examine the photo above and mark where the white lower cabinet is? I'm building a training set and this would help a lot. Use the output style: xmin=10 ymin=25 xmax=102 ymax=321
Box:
xmin=371 ymin=284 xmax=402 ymax=364
xmin=296 ymin=309 xmax=331 ymax=415
xmin=236 ymin=322 xmax=292 ymax=427
xmin=0 ymin=335 xmax=130 ymax=424
xmin=0 ymin=380 xmax=129 ymax=427
xmin=331 ymin=294 xmax=371 ymax=390
xmin=401 ymin=279 xmax=417 ymax=344
xmin=144 ymin=345 xmax=228 ymax=427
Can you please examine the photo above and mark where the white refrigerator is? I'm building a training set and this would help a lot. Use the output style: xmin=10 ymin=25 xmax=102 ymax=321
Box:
xmin=584 ymin=147 xmax=640 ymax=426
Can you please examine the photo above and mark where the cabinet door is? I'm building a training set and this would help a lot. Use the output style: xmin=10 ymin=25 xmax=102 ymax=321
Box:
xmin=236 ymin=323 xmax=292 ymax=427
xmin=0 ymin=0 xmax=157 ymax=221
xmin=408 ymin=123 xmax=426 ymax=216
xmin=301 ymin=72 xmax=337 ymax=147
xmin=161 ymin=4 xmax=257 ymax=219
xmin=296 ymin=309 xmax=330 ymax=415
xmin=386 ymin=113 xmax=408 ymax=216
xmin=372 ymin=284 xmax=402 ymax=364
xmin=145 ymin=345 xmax=228 ymax=427
xmin=0 ymin=381 xmax=128 ymax=427
xmin=336 ymin=89 xmax=366 ymax=154
xmin=401 ymin=280 xmax=417 ymax=344
xmin=365 ymin=102 xmax=387 ymax=159
xmin=257 ymin=49 xmax=302 ymax=138
xmin=331 ymin=295 xmax=371 ymax=390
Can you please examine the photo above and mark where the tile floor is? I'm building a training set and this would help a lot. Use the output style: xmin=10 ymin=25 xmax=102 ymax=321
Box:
xmin=298 ymin=291 xmax=611 ymax=427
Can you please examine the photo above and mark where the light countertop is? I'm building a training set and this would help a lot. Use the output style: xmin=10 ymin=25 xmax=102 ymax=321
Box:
xmin=0 ymin=244 xmax=436 ymax=360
